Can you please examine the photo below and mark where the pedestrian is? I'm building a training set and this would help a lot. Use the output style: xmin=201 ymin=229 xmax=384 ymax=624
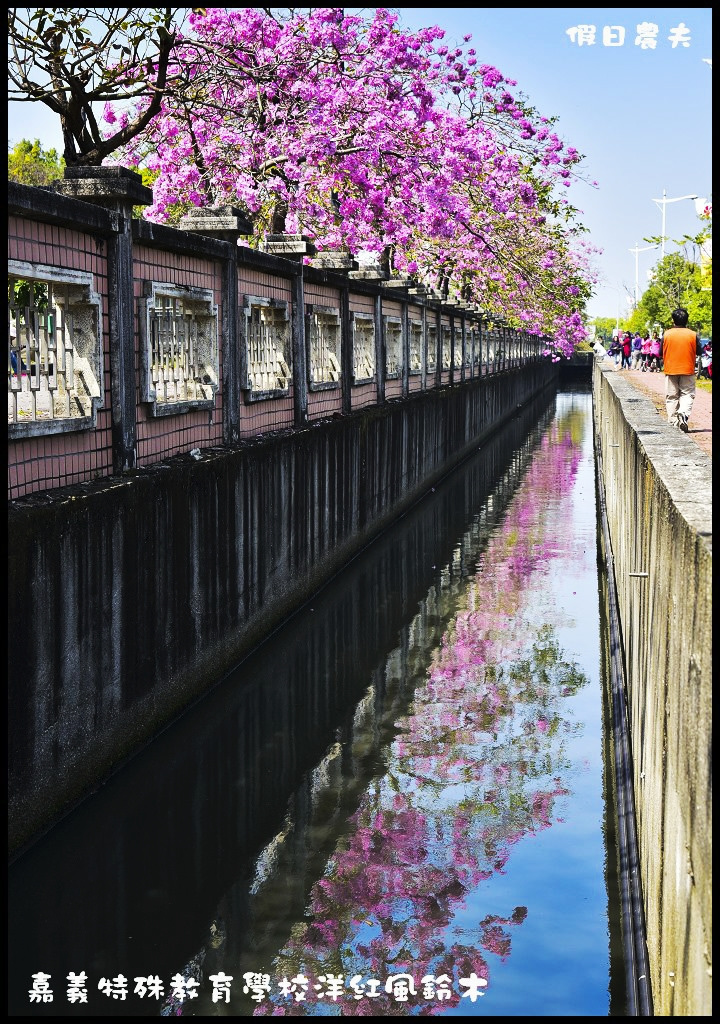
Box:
xmin=648 ymin=332 xmax=662 ymax=372
xmin=608 ymin=336 xmax=622 ymax=369
xmin=698 ymin=339 xmax=712 ymax=379
xmin=662 ymin=307 xmax=701 ymax=432
xmin=640 ymin=334 xmax=652 ymax=371
xmin=621 ymin=331 xmax=633 ymax=370
xmin=631 ymin=332 xmax=643 ymax=370
xmin=592 ymin=338 xmax=609 ymax=360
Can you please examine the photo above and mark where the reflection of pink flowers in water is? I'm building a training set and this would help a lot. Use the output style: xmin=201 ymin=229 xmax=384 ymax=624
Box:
xmin=480 ymin=922 xmax=512 ymax=959
xmin=255 ymin=413 xmax=588 ymax=1015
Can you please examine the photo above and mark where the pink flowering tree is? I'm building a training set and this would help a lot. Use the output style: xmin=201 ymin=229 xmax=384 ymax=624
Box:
xmin=9 ymin=8 xmax=598 ymax=356
xmin=104 ymin=8 xmax=595 ymax=356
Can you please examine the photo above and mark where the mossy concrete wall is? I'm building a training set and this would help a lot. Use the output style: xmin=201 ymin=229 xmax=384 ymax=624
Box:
xmin=8 ymin=365 xmax=555 ymax=856
xmin=593 ymin=362 xmax=712 ymax=1016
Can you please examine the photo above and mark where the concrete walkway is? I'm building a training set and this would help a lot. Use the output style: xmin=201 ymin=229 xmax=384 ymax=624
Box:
xmin=600 ymin=359 xmax=712 ymax=459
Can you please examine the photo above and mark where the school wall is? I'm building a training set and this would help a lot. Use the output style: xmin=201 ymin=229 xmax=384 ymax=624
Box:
xmin=8 ymin=175 xmax=555 ymax=854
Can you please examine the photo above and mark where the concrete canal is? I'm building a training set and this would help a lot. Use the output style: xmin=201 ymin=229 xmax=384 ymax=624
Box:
xmin=9 ymin=381 xmax=630 ymax=1016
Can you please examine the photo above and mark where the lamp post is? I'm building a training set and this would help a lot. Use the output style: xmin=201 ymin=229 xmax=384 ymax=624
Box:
xmin=651 ymin=189 xmax=699 ymax=260
xmin=629 ymin=242 xmax=658 ymax=306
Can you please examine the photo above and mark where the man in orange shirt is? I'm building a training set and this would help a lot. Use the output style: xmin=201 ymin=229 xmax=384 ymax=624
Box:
xmin=662 ymin=307 xmax=701 ymax=432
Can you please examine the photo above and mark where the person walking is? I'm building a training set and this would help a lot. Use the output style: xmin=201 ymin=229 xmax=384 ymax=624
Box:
xmin=698 ymin=339 xmax=712 ymax=379
xmin=621 ymin=331 xmax=633 ymax=370
xmin=662 ymin=307 xmax=701 ymax=432
xmin=640 ymin=333 xmax=653 ymax=371
xmin=631 ymin=332 xmax=643 ymax=370
xmin=608 ymin=335 xmax=622 ymax=369
xmin=648 ymin=331 xmax=662 ymax=372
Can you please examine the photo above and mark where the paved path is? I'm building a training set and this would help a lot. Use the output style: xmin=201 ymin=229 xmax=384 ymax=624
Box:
xmin=600 ymin=360 xmax=712 ymax=459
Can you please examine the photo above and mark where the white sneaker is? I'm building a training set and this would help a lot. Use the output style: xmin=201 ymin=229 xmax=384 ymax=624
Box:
xmin=677 ymin=413 xmax=689 ymax=433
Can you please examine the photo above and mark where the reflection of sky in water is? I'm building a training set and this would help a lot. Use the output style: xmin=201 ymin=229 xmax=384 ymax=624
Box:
xmin=232 ymin=391 xmax=610 ymax=1018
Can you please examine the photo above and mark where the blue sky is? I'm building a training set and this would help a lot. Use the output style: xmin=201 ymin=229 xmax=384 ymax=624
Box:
xmin=8 ymin=8 xmax=712 ymax=322
xmin=390 ymin=8 xmax=712 ymax=321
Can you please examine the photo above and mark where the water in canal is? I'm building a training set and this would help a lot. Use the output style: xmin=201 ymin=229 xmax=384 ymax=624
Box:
xmin=8 ymin=382 xmax=627 ymax=1017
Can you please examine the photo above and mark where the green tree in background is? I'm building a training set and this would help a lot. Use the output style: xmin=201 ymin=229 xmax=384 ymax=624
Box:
xmin=634 ymin=202 xmax=712 ymax=337
xmin=588 ymin=316 xmax=622 ymax=345
xmin=8 ymin=138 xmax=65 ymax=185
xmin=627 ymin=252 xmax=711 ymax=337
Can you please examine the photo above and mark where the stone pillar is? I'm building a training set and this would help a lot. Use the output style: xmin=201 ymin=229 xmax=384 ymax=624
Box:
xmin=261 ymin=233 xmax=317 ymax=260
xmin=178 ymin=206 xmax=253 ymax=443
xmin=340 ymin=286 xmax=353 ymax=416
xmin=179 ymin=205 xmax=253 ymax=243
xmin=56 ymin=166 xmax=153 ymax=473
xmin=380 ymin=278 xmax=413 ymax=396
xmin=447 ymin=310 xmax=456 ymax=386
xmin=310 ymin=250 xmax=359 ymax=273
xmin=407 ymin=282 xmax=430 ymax=298
xmin=381 ymin=275 xmax=411 ymax=292
xmin=458 ymin=313 xmax=467 ymax=383
xmin=348 ymin=267 xmax=389 ymax=283
xmin=431 ymin=306 xmax=442 ymax=388
xmin=291 ymin=266 xmax=309 ymax=428
xmin=443 ymin=300 xmax=462 ymax=384
xmin=374 ymin=292 xmax=385 ymax=405
xmin=401 ymin=298 xmax=410 ymax=399
xmin=421 ymin=305 xmax=428 ymax=392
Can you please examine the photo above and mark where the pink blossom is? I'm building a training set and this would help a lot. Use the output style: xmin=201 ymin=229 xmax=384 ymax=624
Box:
xmin=104 ymin=8 xmax=594 ymax=360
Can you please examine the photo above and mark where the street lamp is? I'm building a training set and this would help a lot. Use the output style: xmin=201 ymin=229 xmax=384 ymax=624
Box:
xmin=629 ymin=241 xmax=658 ymax=306
xmin=651 ymin=189 xmax=699 ymax=259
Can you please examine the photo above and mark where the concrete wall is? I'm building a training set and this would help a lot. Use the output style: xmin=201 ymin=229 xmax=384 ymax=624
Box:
xmin=593 ymin=362 xmax=712 ymax=1016
xmin=8 ymin=364 xmax=556 ymax=856
xmin=7 ymin=386 xmax=557 ymax=996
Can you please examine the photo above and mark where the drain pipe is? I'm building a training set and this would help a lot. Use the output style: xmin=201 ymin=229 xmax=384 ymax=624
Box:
xmin=595 ymin=439 xmax=654 ymax=1016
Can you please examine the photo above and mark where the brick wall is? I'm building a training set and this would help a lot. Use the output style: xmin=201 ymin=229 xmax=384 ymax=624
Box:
xmin=8 ymin=176 xmax=550 ymax=501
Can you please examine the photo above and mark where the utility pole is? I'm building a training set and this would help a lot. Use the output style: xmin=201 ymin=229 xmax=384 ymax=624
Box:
xmin=629 ymin=242 xmax=658 ymax=306
xmin=651 ymin=189 xmax=699 ymax=260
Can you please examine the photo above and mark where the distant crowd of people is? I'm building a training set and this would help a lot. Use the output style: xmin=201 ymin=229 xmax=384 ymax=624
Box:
xmin=607 ymin=330 xmax=663 ymax=372
xmin=596 ymin=309 xmax=705 ymax=435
